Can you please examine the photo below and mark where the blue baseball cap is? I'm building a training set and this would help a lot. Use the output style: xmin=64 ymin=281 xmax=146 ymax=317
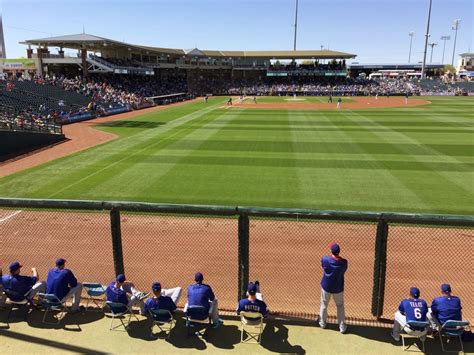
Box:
xmin=116 ymin=274 xmax=126 ymax=283
xmin=330 ymin=243 xmax=340 ymax=255
xmin=247 ymin=282 xmax=258 ymax=294
xmin=195 ymin=272 xmax=204 ymax=282
xmin=410 ymin=287 xmax=420 ymax=298
xmin=152 ymin=282 xmax=161 ymax=291
xmin=56 ymin=258 xmax=66 ymax=267
xmin=441 ymin=284 xmax=451 ymax=293
xmin=9 ymin=261 xmax=23 ymax=272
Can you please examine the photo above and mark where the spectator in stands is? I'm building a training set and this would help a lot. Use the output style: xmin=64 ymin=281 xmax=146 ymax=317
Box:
xmin=391 ymin=287 xmax=429 ymax=342
xmin=237 ymin=281 xmax=269 ymax=317
xmin=144 ymin=281 xmax=181 ymax=314
xmin=46 ymin=258 xmax=83 ymax=313
xmin=106 ymin=274 xmax=148 ymax=314
xmin=0 ymin=261 xmax=46 ymax=306
xmin=185 ymin=272 xmax=223 ymax=328
xmin=318 ymin=243 xmax=348 ymax=334
xmin=427 ymin=283 xmax=462 ymax=331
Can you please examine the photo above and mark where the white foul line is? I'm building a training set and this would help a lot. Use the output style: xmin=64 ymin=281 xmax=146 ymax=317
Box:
xmin=0 ymin=210 xmax=22 ymax=223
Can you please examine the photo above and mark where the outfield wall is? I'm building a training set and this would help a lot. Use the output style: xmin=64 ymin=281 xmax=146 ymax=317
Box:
xmin=0 ymin=130 xmax=66 ymax=161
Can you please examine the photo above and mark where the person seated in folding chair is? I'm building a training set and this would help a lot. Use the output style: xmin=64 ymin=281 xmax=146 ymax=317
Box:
xmin=106 ymin=274 xmax=148 ymax=315
xmin=144 ymin=281 xmax=181 ymax=314
xmin=426 ymin=283 xmax=462 ymax=334
xmin=0 ymin=261 xmax=46 ymax=306
xmin=391 ymin=287 xmax=429 ymax=342
xmin=46 ymin=258 xmax=83 ymax=313
xmin=237 ymin=281 xmax=269 ymax=318
xmin=185 ymin=272 xmax=223 ymax=328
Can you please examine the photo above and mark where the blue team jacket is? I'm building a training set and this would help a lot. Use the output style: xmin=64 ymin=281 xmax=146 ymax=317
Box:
xmin=431 ymin=295 xmax=462 ymax=324
xmin=320 ymin=255 xmax=348 ymax=294
xmin=187 ymin=283 xmax=215 ymax=311
xmin=46 ymin=268 xmax=77 ymax=300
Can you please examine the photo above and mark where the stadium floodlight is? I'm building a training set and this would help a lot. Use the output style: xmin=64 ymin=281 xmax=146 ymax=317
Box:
xmin=293 ymin=0 xmax=299 ymax=51
xmin=440 ymin=36 xmax=451 ymax=64
xmin=408 ymin=32 xmax=415 ymax=63
xmin=428 ymin=42 xmax=438 ymax=64
xmin=451 ymin=19 xmax=461 ymax=66
xmin=421 ymin=0 xmax=433 ymax=79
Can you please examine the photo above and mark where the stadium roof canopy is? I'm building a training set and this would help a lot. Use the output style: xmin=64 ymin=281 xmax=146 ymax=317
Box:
xmin=21 ymin=33 xmax=356 ymax=59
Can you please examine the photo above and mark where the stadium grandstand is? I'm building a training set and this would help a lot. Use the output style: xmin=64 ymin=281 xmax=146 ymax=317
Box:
xmin=1 ymin=32 xmax=473 ymax=139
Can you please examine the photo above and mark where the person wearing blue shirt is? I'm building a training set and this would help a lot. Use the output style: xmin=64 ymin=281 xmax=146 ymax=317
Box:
xmin=427 ymin=283 xmax=462 ymax=330
xmin=186 ymin=272 xmax=223 ymax=328
xmin=46 ymin=258 xmax=83 ymax=312
xmin=237 ymin=282 xmax=269 ymax=318
xmin=0 ymin=261 xmax=46 ymax=305
xmin=106 ymin=274 xmax=148 ymax=314
xmin=318 ymin=243 xmax=348 ymax=334
xmin=144 ymin=282 xmax=180 ymax=314
xmin=391 ymin=287 xmax=429 ymax=342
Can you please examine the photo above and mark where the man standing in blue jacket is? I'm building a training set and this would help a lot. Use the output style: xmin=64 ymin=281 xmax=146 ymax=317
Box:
xmin=318 ymin=243 xmax=348 ymax=333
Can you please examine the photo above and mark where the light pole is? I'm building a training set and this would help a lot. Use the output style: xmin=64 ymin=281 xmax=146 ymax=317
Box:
xmin=421 ymin=0 xmax=433 ymax=79
xmin=293 ymin=0 xmax=299 ymax=51
xmin=451 ymin=19 xmax=461 ymax=66
xmin=440 ymin=36 xmax=450 ymax=64
xmin=408 ymin=31 xmax=414 ymax=63
xmin=428 ymin=42 xmax=438 ymax=63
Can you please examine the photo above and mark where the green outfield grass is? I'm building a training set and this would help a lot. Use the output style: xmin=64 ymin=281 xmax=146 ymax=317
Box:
xmin=1 ymin=96 xmax=473 ymax=214
xmin=253 ymin=96 xmax=355 ymax=103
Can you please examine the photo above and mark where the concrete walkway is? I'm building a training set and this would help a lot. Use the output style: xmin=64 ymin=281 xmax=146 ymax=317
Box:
xmin=1 ymin=309 xmax=471 ymax=354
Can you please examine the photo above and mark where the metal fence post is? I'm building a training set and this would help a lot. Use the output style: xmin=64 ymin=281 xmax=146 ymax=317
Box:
xmin=238 ymin=214 xmax=250 ymax=302
xmin=371 ymin=219 xmax=389 ymax=318
xmin=110 ymin=207 xmax=125 ymax=276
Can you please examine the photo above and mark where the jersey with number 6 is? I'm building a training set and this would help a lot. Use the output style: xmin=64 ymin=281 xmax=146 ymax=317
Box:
xmin=398 ymin=298 xmax=428 ymax=321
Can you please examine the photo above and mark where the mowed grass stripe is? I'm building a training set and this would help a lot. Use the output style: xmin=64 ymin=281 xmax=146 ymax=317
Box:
xmin=47 ymin=100 xmax=228 ymax=198
xmin=136 ymin=108 xmax=301 ymax=206
xmin=305 ymin=109 xmax=430 ymax=211
xmin=87 ymin=108 xmax=243 ymax=200
xmin=0 ymin=99 xmax=225 ymax=198
xmin=341 ymin=109 xmax=473 ymax=212
xmin=344 ymin=108 xmax=473 ymax=192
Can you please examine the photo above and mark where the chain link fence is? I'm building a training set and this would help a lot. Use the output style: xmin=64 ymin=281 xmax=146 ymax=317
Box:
xmin=0 ymin=207 xmax=113 ymax=287
xmin=0 ymin=198 xmax=472 ymax=327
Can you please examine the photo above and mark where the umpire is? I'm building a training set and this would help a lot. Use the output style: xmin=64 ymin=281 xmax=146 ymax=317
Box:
xmin=318 ymin=243 xmax=348 ymax=333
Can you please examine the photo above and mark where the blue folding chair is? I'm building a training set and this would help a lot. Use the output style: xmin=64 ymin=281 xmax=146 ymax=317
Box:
xmin=400 ymin=320 xmax=430 ymax=352
xmin=105 ymin=301 xmax=139 ymax=331
xmin=3 ymin=289 xmax=31 ymax=323
xmin=37 ymin=293 xmax=69 ymax=324
xmin=185 ymin=305 xmax=211 ymax=337
xmin=82 ymin=282 xmax=106 ymax=311
xmin=439 ymin=320 xmax=470 ymax=353
xmin=149 ymin=309 xmax=175 ymax=338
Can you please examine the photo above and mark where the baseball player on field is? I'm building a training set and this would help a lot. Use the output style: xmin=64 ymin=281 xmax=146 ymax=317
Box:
xmin=318 ymin=243 xmax=348 ymax=333
xmin=391 ymin=287 xmax=429 ymax=342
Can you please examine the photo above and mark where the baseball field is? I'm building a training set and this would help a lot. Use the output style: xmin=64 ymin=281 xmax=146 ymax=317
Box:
xmin=0 ymin=96 xmax=473 ymax=215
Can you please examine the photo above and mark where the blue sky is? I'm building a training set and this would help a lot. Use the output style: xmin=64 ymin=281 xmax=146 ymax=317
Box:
xmin=1 ymin=0 xmax=473 ymax=64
